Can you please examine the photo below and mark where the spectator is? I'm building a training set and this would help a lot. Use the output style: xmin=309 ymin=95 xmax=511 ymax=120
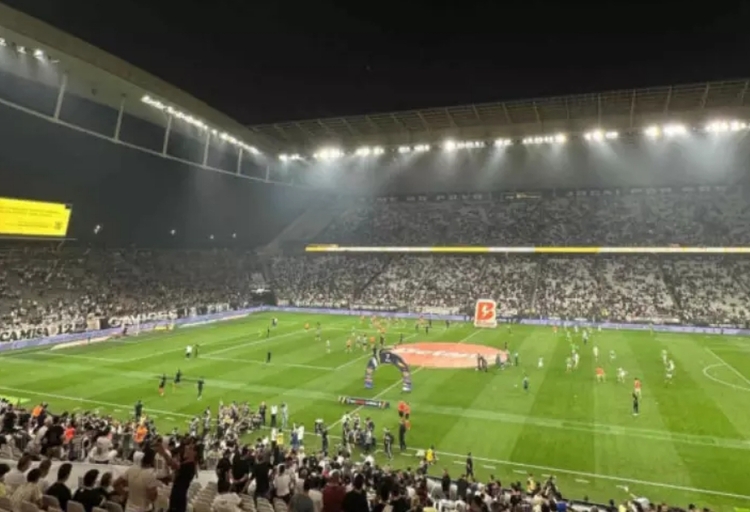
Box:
xmin=45 ymin=463 xmax=73 ymax=511
xmin=211 ymin=479 xmax=242 ymax=512
xmin=3 ymin=455 xmax=32 ymax=495
xmin=289 ymin=479 xmax=315 ymax=512
xmin=114 ymin=446 xmax=159 ymax=512
xmin=0 ymin=463 xmax=9 ymax=498
xmin=73 ymin=469 xmax=105 ymax=512
xmin=342 ymin=474 xmax=369 ymax=512
xmin=10 ymin=468 xmax=43 ymax=512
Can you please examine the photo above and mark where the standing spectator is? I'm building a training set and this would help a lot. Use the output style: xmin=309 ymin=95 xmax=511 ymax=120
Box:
xmin=289 ymin=479 xmax=315 ymax=512
xmin=36 ymin=459 xmax=52 ymax=493
xmin=212 ymin=479 xmax=242 ymax=512
xmin=322 ymin=472 xmax=346 ymax=512
xmin=274 ymin=465 xmax=292 ymax=503
xmin=114 ymin=446 xmax=159 ymax=512
xmin=342 ymin=474 xmax=369 ymax=512
xmin=167 ymin=440 xmax=197 ymax=512
xmin=45 ymin=463 xmax=73 ymax=511
xmin=251 ymin=451 xmax=272 ymax=502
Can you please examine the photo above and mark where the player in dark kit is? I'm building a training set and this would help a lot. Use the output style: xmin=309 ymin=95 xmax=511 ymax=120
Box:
xmin=384 ymin=429 xmax=394 ymax=459
xmin=194 ymin=344 xmax=199 ymax=358
xmin=266 ymin=351 xmax=272 ymax=363
xmin=134 ymin=400 xmax=143 ymax=421
xmin=197 ymin=378 xmax=204 ymax=400
xmin=399 ymin=333 xmax=404 ymax=345
xmin=632 ymin=391 xmax=639 ymax=416
xmin=466 ymin=452 xmax=474 ymax=478
xmin=158 ymin=374 xmax=166 ymax=396
xmin=173 ymin=369 xmax=182 ymax=390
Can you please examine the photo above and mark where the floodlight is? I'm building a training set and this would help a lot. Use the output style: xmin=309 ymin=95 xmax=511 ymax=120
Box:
xmin=356 ymin=147 xmax=372 ymax=156
xmin=398 ymin=146 xmax=411 ymax=154
xmin=663 ymin=124 xmax=687 ymax=137
xmin=644 ymin=126 xmax=661 ymax=139
xmin=444 ymin=140 xmax=457 ymax=151
xmin=372 ymin=147 xmax=385 ymax=155
xmin=279 ymin=154 xmax=289 ymax=161
xmin=414 ymin=144 xmax=430 ymax=152
xmin=0 ymin=38 xmax=6 ymax=47
xmin=33 ymin=49 xmax=44 ymax=60
xmin=554 ymin=134 xmax=567 ymax=144
xmin=494 ymin=138 xmax=512 ymax=147
xmin=16 ymin=45 xmax=26 ymax=54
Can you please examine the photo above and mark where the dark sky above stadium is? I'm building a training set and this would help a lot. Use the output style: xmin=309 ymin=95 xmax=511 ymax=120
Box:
xmin=5 ymin=0 xmax=750 ymax=125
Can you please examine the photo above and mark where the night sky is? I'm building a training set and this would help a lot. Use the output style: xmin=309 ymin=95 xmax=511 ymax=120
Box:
xmin=5 ymin=0 xmax=750 ymax=125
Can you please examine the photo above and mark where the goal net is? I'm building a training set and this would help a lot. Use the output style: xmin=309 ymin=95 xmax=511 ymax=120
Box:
xmin=474 ymin=299 xmax=498 ymax=328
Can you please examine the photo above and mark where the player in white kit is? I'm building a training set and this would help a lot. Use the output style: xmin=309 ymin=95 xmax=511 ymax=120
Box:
xmin=185 ymin=345 xmax=193 ymax=359
xmin=326 ymin=340 xmax=331 ymax=353
xmin=537 ymin=357 xmax=544 ymax=369
xmin=617 ymin=367 xmax=627 ymax=383
xmin=593 ymin=345 xmax=599 ymax=361
xmin=572 ymin=351 xmax=580 ymax=369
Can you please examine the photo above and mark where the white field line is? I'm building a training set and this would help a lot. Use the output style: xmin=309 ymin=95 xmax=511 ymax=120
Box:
xmin=1 ymin=384 xmax=750 ymax=501
xmin=702 ymin=364 xmax=750 ymax=392
xmin=705 ymin=348 xmax=750 ymax=388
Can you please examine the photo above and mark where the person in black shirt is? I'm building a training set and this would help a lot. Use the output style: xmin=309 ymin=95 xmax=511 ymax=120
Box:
xmin=466 ymin=452 xmax=474 ymax=479
xmin=632 ymin=391 xmax=639 ymax=416
xmin=73 ymin=469 xmax=105 ymax=512
xmin=441 ymin=469 xmax=451 ymax=498
xmin=46 ymin=463 xmax=73 ymax=511
xmin=43 ymin=417 xmax=65 ymax=458
xmin=398 ymin=421 xmax=407 ymax=451
xmin=383 ymin=429 xmax=394 ymax=460
xmin=168 ymin=441 xmax=198 ymax=512
xmin=342 ymin=474 xmax=369 ymax=512
xmin=251 ymin=452 xmax=272 ymax=502
xmin=197 ymin=379 xmax=204 ymax=400
xmin=216 ymin=450 xmax=232 ymax=485
xmin=134 ymin=400 xmax=143 ymax=422
xmin=174 ymin=369 xmax=182 ymax=389
xmin=159 ymin=374 xmax=167 ymax=396
xmin=231 ymin=448 xmax=250 ymax=494
xmin=266 ymin=351 xmax=272 ymax=363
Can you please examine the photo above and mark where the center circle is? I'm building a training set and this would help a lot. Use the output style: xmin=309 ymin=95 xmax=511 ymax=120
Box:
xmin=392 ymin=342 xmax=507 ymax=368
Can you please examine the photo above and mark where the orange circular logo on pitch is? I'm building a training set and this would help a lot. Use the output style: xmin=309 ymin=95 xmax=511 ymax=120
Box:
xmin=392 ymin=342 xmax=507 ymax=368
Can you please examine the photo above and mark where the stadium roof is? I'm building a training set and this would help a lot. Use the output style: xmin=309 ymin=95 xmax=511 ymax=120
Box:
xmin=248 ymin=80 xmax=750 ymax=152
xmin=0 ymin=3 xmax=281 ymax=155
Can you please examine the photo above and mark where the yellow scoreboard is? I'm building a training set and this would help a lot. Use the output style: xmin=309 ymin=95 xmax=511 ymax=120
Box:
xmin=0 ymin=197 xmax=72 ymax=238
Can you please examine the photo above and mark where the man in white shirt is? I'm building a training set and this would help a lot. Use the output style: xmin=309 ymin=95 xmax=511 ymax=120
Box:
xmin=4 ymin=456 xmax=32 ymax=494
xmin=270 ymin=404 xmax=278 ymax=428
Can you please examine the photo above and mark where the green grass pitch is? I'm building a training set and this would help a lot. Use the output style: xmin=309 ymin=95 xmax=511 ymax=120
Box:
xmin=1 ymin=312 xmax=750 ymax=511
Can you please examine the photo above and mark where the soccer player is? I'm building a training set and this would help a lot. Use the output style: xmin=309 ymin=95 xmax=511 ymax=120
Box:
xmin=384 ymin=429 xmax=394 ymax=460
xmin=326 ymin=340 xmax=331 ymax=353
xmin=173 ymin=369 xmax=182 ymax=389
xmin=583 ymin=330 xmax=589 ymax=345
xmin=266 ymin=351 xmax=272 ymax=364
xmin=634 ymin=377 xmax=642 ymax=397
xmin=617 ymin=367 xmax=627 ymax=383
xmin=346 ymin=338 xmax=352 ymax=353
xmin=158 ymin=374 xmax=166 ymax=396
xmin=632 ymin=391 xmax=640 ymax=416
xmin=596 ymin=367 xmax=606 ymax=382
xmin=134 ymin=399 xmax=143 ymax=421
xmin=194 ymin=344 xmax=199 ymax=358
xmin=565 ymin=357 xmax=572 ymax=372
xmin=537 ymin=356 xmax=544 ymax=369
xmin=522 ymin=374 xmax=529 ymax=393
xmin=272 ymin=317 xmax=278 ymax=327
xmin=665 ymin=359 xmax=675 ymax=384
xmin=572 ymin=351 xmax=580 ymax=370
xmin=466 ymin=452 xmax=474 ymax=479
xmin=399 ymin=333 xmax=404 ymax=345
xmin=593 ymin=345 xmax=599 ymax=362
xmin=661 ymin=349 xmax=668 ymax=366
xmin=609 ymin=349 xmax=616 ymax=362
xmin=197 ymin=378 xmax=204 ymax=400
xmin=185 ymin=345 xmax=193 ymax=359
xmin=514 ymin=351 xmax=519 ymax=366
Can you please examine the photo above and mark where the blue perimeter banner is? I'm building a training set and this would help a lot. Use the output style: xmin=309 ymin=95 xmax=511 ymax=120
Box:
xmin=365 ymin=349 xmax=412 ymax=392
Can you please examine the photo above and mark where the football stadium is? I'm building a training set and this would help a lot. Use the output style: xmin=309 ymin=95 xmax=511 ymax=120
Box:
xmin=1 ymin=5 xmax=750 ymax=512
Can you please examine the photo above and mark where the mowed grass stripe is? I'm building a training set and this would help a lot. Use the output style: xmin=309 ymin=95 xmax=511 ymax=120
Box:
xmin=509 ymin=329 xmax=596 ymax=472
xmin=629 ymin=334 xmax=748 ymax=499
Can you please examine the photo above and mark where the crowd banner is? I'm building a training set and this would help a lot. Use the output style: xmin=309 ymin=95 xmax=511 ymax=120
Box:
xmin=2 ymin=305 xmax=750 ymax=354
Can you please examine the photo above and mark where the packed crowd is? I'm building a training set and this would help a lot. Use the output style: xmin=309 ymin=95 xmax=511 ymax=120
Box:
xmin=271 ymin=255 xmax=750 ymax=325
xmin=313 ymin=190 xmax=750 ymax=247
xmin=0 ymin=399 xmax=635 ymax=512
xmin=0 ymin=247 xmax=266 ymax=332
